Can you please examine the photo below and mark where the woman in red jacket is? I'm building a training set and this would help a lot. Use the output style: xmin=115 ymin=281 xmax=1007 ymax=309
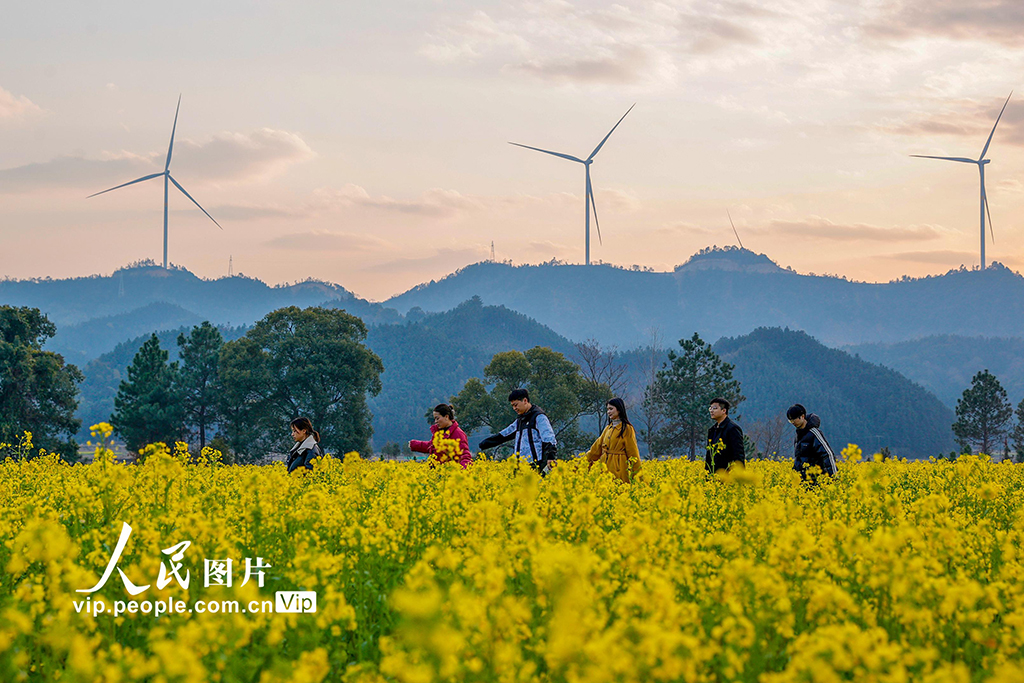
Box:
xmin=408 ymin=404 xmax=473 ymax=468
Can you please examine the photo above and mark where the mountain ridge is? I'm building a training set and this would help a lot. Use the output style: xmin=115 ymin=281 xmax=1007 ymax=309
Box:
xmin=383 ymin=248 xmax=1024 ymax=347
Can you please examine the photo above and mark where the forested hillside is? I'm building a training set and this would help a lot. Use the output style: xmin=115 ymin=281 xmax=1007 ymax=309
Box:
xmin=715 ymin=328 xmax=955 ymax=458
xmin=9 ymin=259 xmax=979 ymax=458
xmin=47 ymin=302 xmax=204 ymax=365
xmin=75 ymin=298 xmax=577 ymax=448
xmin=847 ymin=335 xmax=1024 ymax=409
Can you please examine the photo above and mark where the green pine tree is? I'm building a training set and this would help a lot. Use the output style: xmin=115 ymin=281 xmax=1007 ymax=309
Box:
xmin=952 ymin=369 xmax=1012 ymax=456
xmin=650 ymin=332 xmax=745 ymax=458
xmin=111 ymin=334 xmax=184 ymax=453
xmin=177 ymin=322 xmax=224 ymax=450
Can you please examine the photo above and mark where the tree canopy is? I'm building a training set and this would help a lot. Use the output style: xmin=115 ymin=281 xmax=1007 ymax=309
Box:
xmin=218 ymin=306 xmax=384 ymax=460
xmin=0 ymin=306 xmax=82 ymax=460
xmin=111 ymin=334 xmax=183 ymax=453
xmin=953 ymin=369 xmax=1012 ymax=456
xmin=453 ymin=346 xmax=608 ymax=454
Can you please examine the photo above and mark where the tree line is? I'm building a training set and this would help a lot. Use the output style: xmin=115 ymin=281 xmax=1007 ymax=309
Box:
xmin=3 ymin=302 xmax=1024 ymax=463
xmin=110 ymin=306 xmax=383 ymax=461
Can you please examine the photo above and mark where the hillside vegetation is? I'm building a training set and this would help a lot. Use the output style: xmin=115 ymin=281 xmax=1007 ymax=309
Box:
xmin=715 ymin=328 xmax=955 ymax=458
xmin=848 ymin=335 xmax=1024 ymax=409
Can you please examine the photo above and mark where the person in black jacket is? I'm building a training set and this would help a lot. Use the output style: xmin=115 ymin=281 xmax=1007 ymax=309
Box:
xmin=479 ymin=389 xmax=558 ymax=474
xmin=787 ymin=404 xmax=837 ymax=482
xmin=706 ymin=397 xmax=745 ymax=474
xmin=287 ymin=416 xmax=324 ymax=473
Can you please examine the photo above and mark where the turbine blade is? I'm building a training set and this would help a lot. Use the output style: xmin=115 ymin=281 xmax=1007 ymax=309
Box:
xmin=87 ymin=172 xmax=165 ymax=198
xmin=979 ymin=91 xmax=1012 ymax=160
xmin=587 ymin=175 xmax=602 ymax=245
xmin=587 ymin=103 xmax=635 ymax=161
xmin=728 ymin=209 xmax=744 ymax=250
xmin=909 ymin=155 xmax=978 ymax=163
xmin=508 ymin=142 xmax=584 ymax=163
xmin=166 ymin=94 xmax=182 ymax=171
xmin=984 ymin=188 xmax=995 ymax=244
xmin=168 ymin=175 xmax=223 ymax=229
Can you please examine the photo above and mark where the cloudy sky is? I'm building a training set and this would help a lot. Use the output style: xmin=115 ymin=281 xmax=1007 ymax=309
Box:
xmin=2 ymin=0 xmax=1024 ymax=300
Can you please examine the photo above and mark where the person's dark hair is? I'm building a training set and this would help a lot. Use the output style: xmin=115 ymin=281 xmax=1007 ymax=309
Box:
xmin=290 ymin=416 xmax=320 ymax=443
xmin=434 ymin=403 xmax=456 ymax=420
xmin=710 ymin=397 xmax=730 ymax=413
xmin=606 ymin=397 xmax=633 ymax=439
xmin=786 ymin=404 xmax=806 ymax=420
xmin=508 ymin=388 xmax=529 ymax=402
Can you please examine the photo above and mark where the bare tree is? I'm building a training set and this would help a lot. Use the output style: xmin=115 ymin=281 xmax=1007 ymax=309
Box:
xmin=574 ymin=339 xmax=628 ymax=432
xmin=745 ymin=413 xmax=788 ymax=461
xmin=630 ymin=328 xmax=669 ymax=459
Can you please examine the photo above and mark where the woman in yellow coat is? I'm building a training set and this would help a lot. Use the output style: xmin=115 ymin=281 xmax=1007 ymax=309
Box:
xmin=587 ymin=397 xmax=642 ymax=483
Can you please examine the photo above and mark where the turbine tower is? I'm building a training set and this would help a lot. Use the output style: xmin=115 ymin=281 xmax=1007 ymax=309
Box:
xmin=89 ymin=95 xmax=222 ymax=269
xmin=510 ymin=104 xmax=635 ymax=265
xmin=911 ymin=92 xmax=1012 ymax=269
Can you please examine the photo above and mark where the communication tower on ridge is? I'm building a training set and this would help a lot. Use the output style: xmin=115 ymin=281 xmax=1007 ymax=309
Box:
xmin=490 ymin=241 xmax=495 ymax=262
xmin=228 ymin=255 xmax=233 ymax=277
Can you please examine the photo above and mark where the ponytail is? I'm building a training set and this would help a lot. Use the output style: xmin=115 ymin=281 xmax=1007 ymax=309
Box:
xmin=434 ymin=403 xmax=456 ymax=421
xmin=290 ymin=417 xmax=319 ymax=442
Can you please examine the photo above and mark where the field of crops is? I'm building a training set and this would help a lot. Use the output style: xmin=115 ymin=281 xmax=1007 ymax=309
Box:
xmin=1 ymin=428 xmax=1023 ymax=683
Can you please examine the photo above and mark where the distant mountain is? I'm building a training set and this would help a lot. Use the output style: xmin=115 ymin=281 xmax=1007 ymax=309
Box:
xmin=0 ymin=263 xmax=402 ymax=365
xmin=847 ymin=335 xmax=1024 ymax=410
xmin=384 ymin=247 xmax=1024 ymax=348
xmin=715 ymin=327 xmax=955 ymax=458
xmin=48 ymin=302 xmax=205 ymax=366
xmin=0 ymin=262 xmax=400 ymax=330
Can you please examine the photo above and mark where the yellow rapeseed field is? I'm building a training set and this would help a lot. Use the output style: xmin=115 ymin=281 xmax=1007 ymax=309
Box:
xmin=1 ymin=425 xmax=1023 ymax=683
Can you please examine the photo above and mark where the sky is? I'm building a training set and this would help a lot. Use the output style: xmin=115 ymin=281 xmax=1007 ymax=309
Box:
xmin=2 ymin=0 xmax=1024 ymax=301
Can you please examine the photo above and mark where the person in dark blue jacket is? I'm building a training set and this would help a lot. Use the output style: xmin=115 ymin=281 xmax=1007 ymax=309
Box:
xmin=287 ymin=416 xmax=324 ymax=473
xmin=787 ymin=404 xmax=837 ymax=482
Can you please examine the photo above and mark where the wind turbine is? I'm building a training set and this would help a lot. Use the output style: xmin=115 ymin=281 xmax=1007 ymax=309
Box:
xmin=727 ymin=210 xmax=744 ymax=249
xmin=510 ymin=104 xmax=635 ymax=265
xmin=89 ymin=95 xmax=222 ymax=269
xmin=911 ymin=92 xmax=1012 ymax=270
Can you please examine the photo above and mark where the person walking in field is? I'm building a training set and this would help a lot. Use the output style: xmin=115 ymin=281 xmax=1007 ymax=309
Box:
xmin=706 ymin=397 xmax=745 ymax=474
xmin=586 ymin=397 xmax=643 ymax=483
xmin=787 ymin=404 xmax=837 ymax=482
xmin=408 ymin=403 xmax=473 ymax=468
xmin=479 ymin=388 xmax=558 ymax=474
xmin=287 ymin=417 xmax=324 ymax=473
